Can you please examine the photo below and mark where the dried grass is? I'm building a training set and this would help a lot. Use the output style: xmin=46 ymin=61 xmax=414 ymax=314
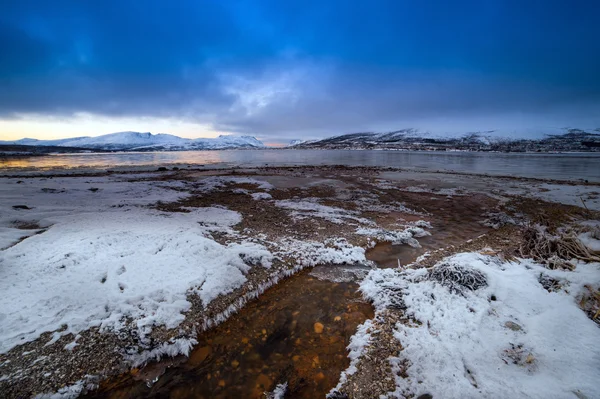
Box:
xmin=519 ymin=226 xmax=600 ymax=270
xmin=429 ymin=263 xmax=487 ymax=294
xmin=579 ymin=285 xmax=600 ymax=325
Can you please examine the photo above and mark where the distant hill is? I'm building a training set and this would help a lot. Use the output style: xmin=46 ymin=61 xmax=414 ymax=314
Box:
xmin=0 ymin=132 xmax=265 ymax=152
xmin=289 ymin=129 xmax=600 ymax=152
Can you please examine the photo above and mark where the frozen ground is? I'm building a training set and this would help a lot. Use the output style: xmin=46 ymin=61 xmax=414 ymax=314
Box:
xmin=357 ymin=253 xmax=600 ymax=399
xmin=1 ymin=166 xmax=598 ymax=398
xmin=378 ymin=170 xmax=600 ymax=211
xmin=0 ymin=174 xmax=277 ymax=354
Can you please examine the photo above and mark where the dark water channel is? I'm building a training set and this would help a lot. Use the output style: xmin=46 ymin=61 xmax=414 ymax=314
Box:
xmin=86 ymin=271 xmax=373 ymax=399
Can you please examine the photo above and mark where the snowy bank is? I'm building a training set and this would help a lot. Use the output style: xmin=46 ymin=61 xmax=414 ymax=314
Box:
xmin=0 ymin=208 xmax=273 ymax=354
xmin=360 ymin=253 xmax=600 ymax=398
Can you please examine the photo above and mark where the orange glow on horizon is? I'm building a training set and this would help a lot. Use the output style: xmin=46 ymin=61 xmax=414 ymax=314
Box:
xmin=0 ymin=114 xmax=221 ymax=141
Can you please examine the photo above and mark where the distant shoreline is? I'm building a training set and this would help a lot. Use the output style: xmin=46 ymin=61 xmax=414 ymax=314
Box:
xmin=3 ymin=145 xmax=600 ymax=158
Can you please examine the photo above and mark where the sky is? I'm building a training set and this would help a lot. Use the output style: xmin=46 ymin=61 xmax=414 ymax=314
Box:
xmin=1 ymin=0 xmax=599 ymax=144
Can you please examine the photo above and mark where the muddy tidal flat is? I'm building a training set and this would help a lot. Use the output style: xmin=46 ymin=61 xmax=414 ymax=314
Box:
xmin=1 ymin=165 xmax=599 ymax=399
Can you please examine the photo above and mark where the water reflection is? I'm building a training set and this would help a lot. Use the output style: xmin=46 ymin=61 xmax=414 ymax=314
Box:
xmin=1 ymin=150 xmax=599 ymax=181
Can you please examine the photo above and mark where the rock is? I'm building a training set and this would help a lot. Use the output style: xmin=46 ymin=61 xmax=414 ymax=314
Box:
xmin=504 ymin=321 xmax=522 ymax=331
xmin=314 ymin=322 xmax=324 ymax=334
xmin=88 ymin=188 xmax=99 ymax=192
xmin=157 ymin=167 xmax=168 ymax=171
xmin=12 ymin=205 xmax=32 ymax=210
xmin=417 ymin=395 xmax=433 ymax=399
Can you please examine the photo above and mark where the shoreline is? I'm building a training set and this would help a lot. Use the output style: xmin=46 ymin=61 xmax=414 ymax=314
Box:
xmin=1 ymin=166 xmax=599 ymax=398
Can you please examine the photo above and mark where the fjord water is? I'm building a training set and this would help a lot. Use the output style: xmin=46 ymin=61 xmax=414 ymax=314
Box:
xmin=2 ymin=150 xmax=600 ymax=182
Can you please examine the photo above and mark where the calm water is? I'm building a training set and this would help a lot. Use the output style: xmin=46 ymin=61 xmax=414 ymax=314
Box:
xmin=2 ymin=150 xmax=600 ymax=182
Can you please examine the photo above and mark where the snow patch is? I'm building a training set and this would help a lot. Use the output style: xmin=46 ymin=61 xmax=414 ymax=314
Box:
xmin=0 ymin=207 xmax=273 ymax=354
xmin=251 ymin=192 xmax=273 ymax=200
xmin=275 ymin=198 xmax=372 ymax=225
xmin=360 ymin=253 xmax=600 ymax=399
xmin=265 ymin=382 xmax=288 ymax=399
xmin=356 ymin=222 xmax=431 ymax=246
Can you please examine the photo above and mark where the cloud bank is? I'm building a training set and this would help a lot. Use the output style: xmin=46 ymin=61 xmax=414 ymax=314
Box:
xmin=1 ymin=0 xmax=599 ymax=141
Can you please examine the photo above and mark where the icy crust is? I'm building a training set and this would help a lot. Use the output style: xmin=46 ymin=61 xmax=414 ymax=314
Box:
xmin=0 ymin=206 xmax=274 ymax=354
xmin=33 ymin=377 xmax=98 ymax=399
xmin=329 ymin=319 xmax=373 ymax=395
xmin=274 ymin=198 xmax=372 ymax=225
xmin=126 ymin=337 xmax=198 ymax=367
xmin=196 ymin=176 xmax=274 ymax=192
xmin=275 ymin=238 xmax=370 ymax=267
xmin=265 ymin=382 xmax=288 ymax=399
xmin=0 ymin=174 xmax=192 ymax=250
xmin=356 ymin=221 xmax=431 ymax=246
xmin=360 ymin=253 xmax=600 ymax=399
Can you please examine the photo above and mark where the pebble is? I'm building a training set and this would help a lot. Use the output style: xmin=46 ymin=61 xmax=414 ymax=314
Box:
xmin=314 ymin=322 xmax=324 ymax=334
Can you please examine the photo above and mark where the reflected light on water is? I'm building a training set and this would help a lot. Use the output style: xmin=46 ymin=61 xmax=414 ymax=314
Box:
xmin=1 ymin=150 xmax=599 ymax=182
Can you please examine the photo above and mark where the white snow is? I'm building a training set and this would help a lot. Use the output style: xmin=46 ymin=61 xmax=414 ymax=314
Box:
xmin=0 ymin=175 xmax=274 ymax=354
xmin=275 ymin=198 xmax=372 ymax=225
xmin=360 ymin=253 xmax=600 ymax=399
xmin=251 ymin=192 xmax=273 ymax=200
xmin=275 ymin=238 xmax=371 ymax=268
xmin=578 ymin=231 xmax=600 ymax=252
xmin=265 ymin=382 xmax=288 ymax=399
xmin=356 ymin=222 xmax=431 ymax=246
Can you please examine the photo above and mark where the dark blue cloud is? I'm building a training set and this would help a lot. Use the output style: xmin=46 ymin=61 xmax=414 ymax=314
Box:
xmin=0 ymin=0 xmax=599 ymax=137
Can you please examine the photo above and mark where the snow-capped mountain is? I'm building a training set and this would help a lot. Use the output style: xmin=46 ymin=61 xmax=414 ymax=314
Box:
xmin=287 ymin=139 xmax=309 ymax=147
xmin=292 ymin=129 xmax=600 ymax=152
xmin=0 ymin=132 xmax=266 ymax=151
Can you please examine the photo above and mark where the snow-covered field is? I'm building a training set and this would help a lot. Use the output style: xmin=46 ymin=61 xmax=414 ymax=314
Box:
xmin=358 ymin=253 xmax=600 ymax=399
xmin=0 ymin=174 xmax=277 ymax=354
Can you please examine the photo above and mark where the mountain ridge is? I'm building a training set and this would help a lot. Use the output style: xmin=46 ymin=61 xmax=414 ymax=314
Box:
xmin=0 ymin=132 xmax=265 ymax=151
xmin=289 ymin=129 xmax=600 ymax=152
